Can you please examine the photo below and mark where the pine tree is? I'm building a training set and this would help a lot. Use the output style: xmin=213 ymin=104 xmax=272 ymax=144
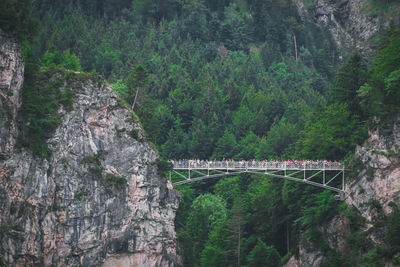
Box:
xmin=125 ymin=64 xmax=149 ymax=111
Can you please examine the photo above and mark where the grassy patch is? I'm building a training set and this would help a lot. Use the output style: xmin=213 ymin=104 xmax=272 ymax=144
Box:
xmin=371 ymin=147 xmax=400 ymax=158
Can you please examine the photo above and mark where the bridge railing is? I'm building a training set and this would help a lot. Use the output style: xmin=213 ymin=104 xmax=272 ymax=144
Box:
xmin=171 ymin=160 xmax=343 ymax=171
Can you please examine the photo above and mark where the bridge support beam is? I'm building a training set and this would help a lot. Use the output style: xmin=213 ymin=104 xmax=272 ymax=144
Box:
xmin=171 ymin=168 xmax=345 ymax=196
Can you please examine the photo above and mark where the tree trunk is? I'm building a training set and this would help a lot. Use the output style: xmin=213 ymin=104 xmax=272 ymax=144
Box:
xmin=131 ymin=87 xmax=140 ymax=110
xmin=293 ymin=34 xmax=298 ymax=61
xmin=237 ymin=223 xmax=241 ymax=267
xmin=286 ymin=220 xmax=290 ymax=253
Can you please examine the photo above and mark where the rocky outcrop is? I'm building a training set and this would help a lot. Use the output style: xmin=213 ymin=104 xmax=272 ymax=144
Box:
xmin=294 ymin=0 xmax=400 ymax=58
xmin=284 ymin=115 xmax=400 ymax=266
xmin=0 ymin=30 xmax=181 ymax=266
xmin=347 ymin=116 xmax=400 ymax=219
xmin=0 ymin=29 xmax=24 ymax=157
xmin=282 ymin=244 xmax=325 ymax=267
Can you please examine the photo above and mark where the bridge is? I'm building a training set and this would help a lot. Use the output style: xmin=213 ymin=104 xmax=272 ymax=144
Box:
xmin=170 ymin=160 xmax=345 ymax=196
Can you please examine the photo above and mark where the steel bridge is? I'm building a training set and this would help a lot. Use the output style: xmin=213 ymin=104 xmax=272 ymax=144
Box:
xmin=170 ymin=160 xmax=345 ymax=196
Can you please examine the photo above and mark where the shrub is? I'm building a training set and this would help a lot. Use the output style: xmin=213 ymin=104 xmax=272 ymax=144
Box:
xmin=74 ymin=191 xmax=88 ymax=200
xmin=129 ymin=129 xmax=139 ymax=139
xmin=89 ymin=167 xmax=103 ymax=177
xmin=155 ymin=158 xmax=173 ymax=177
xmin=105 ymin=173 xmax=127 ymax=187
xmin=82 ymin=154 xmax=100 ymax=164
xmin=43 ymin=50 xmax=82 ymax=71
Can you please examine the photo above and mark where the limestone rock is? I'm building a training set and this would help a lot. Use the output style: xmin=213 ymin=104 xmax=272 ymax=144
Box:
xmin=0 ymin=29 xmax=24 ymax=157
xmin=346 ymin=116 xmax=400 ymax=218
xmin=294 ymin=0 xmax=400 ymax=58
xmin=0 ymin=30 xmax=181 ymax=266
xmin=282 ymin=244 xmax=325 ymax=267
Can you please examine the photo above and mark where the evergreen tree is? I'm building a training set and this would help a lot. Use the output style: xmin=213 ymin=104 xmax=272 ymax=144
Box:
xmin=330 ymin=53 xmax=366 ymax=116
xmin=247 ymin=238 xmax=280 ymax=267
xmin=125 ymin=64 xmax=149 ymax=110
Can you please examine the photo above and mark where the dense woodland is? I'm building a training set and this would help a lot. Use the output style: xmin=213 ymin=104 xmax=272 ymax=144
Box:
xmin=1 ymin=0 xmax=400 ymax=266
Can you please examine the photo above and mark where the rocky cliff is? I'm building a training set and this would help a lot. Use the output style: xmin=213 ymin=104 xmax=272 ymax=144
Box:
xmin=0 ymin=30 xmax=181 ymax=266
xmin=295 ymin=0 xmax=400 ymax=58
xmin=347 ymin=117 xmax=400 ymax=219
xmin=284 ymin=117 xmax=400 ymax=266
xmin=0 ymin=29 xmax=23 ymax=158
xmin=282 ymin=2 xmax=400 ymax=266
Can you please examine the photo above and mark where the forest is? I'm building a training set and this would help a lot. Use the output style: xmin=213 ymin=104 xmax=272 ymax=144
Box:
xmin=1 ymin=0 xmax=400 ymax=266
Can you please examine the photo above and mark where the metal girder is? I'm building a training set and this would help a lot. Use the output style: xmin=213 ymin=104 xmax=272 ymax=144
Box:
xmin=173 ymin=171 xmax=241 ymax=185
xmin=171 ymin=168 xmax=344 ymax=193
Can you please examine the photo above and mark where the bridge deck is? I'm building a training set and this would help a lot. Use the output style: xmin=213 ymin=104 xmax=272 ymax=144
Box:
xmin=170 ymin=160 xmax=345 ymax=196
xmin=172 ymin=160 xmax=343 ymax=171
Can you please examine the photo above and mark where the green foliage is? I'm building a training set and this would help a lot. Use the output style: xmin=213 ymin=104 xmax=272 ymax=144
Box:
xmin=22 ymin=1 xmax=400 ymax=266
xmin=200 ymin=245 xmax=228 ymax=267
xmin=256 ymin=118 xmax=298 ymax=158
xmin=297 ymin=103 xmax=367 ymax=159
xmin=358 ymin=27 xmax=400 ymax=118
xmin=104 ymin=173 xmax=127 ymax=187
xmin=330 ymin=53 xmax=367 ymax=116
xmin=339 ymin=204 xmax=365 ymax=230
xmin=184 ymin=194 xmax=227 ymax=265
xmin=20 ymin=65 xmax=75 ymax=158
xmin=343 ymin=154 xmax=364 ymax=182
xmin=214 ymin=176 xmax=241 ymax=208
xmin=300 ymin=190 xmax=338 ymax=227
xmin=247 ymin=238 xmax=281 ymax=267
xmin=129 ymin=129 xmax=139 ymax=139
xmin=386 ymin=203 xmax=400 ymax=252
xmin=112 ymin=80 xmax=129 ymax=97
xmin=155 ymin=158 xmax=173 ymax=177
xmin=43 ymin=50 xmax=82 ymax=71
xmin=297 ymin=190 xmax=338 ymax=246
xmin=89 ymin=167 xmax=103 ymax=177
xmin=212 ymin=129 xmax=238 ymax=159
xmin=82 ymin=154 xmax=101 ymax=164
xmin=365 ymin=0 xmax=400 ymax=15
xmin=0 ymin=0 xmax=38 ymax=40
xmin=124 ymin=64 xmax=149 ymax=108
xmin=74 ymin=190 xmax=88 ymax=200
xmin=175 ymin=185 xmax=195 ymax=230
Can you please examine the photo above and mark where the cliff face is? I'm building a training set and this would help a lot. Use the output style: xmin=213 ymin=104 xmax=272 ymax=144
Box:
xmin=0 ymin=30 xmax=181 ymax=266
xmin=0 ymin=30 xmax=24 ymax=157
xmin=284 ymin=117 xmax=400 ymax=266
xmin=347 ymin=117 xmax=400 ymax=219
xmin=295 ymin=0 xmax=400 ymax=58
xmin=282 ymin=3 xmax=400 ymax=265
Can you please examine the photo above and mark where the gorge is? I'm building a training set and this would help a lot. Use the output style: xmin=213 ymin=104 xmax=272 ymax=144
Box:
xmin=0 ymin=0 xmax=400 ymax=266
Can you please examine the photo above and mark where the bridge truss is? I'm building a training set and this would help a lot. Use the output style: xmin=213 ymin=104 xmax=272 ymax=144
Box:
xmin=170 ymin=160 xmax=345 ymax=197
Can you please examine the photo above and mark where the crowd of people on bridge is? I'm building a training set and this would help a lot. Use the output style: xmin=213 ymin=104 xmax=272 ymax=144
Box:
xmin=170 ymin=159 xmax=343 ymax=169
